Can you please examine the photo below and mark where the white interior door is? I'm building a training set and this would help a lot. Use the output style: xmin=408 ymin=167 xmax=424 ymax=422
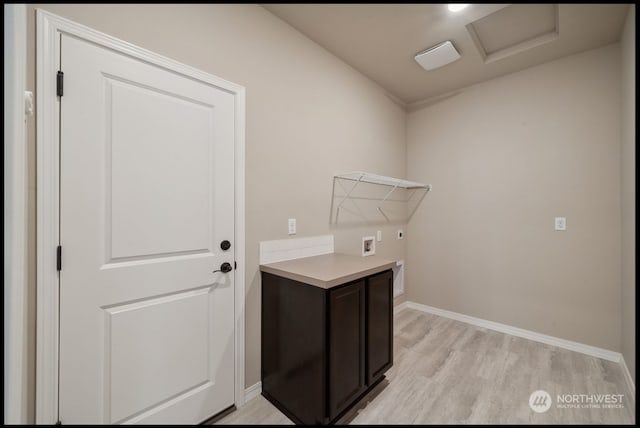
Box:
xmin=58 ymin=33 xmax=236 ymax=424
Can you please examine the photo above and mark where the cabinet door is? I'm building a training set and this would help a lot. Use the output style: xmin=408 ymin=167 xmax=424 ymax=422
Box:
xmin=261 ymin=273 xmax=327 ymax=425
xmin=328 ymin=280 xmax=366 ymax=420
xmin=366 ymin=270 xmax=393 ymax=385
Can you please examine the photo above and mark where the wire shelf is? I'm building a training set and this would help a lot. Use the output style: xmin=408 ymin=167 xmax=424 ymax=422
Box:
xmin=331 ymin=171 xmax=431 ymax=224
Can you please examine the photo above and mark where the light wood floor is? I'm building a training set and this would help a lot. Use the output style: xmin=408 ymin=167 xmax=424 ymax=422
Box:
xmin=215 ymin=308 xmax=636 ymax=425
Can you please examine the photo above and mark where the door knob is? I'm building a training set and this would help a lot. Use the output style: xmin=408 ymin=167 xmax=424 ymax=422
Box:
xmin=213 ymin=262 xmax=233 ymax=274
xmin=220 ymin=240 xmax=231 ymax=251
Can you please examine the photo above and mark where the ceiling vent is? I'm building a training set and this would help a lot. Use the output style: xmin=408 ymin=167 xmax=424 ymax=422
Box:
xmin=414 ymin=41 xmax=461 ymax=71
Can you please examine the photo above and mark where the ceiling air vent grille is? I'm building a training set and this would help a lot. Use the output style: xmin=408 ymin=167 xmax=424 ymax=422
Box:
xmin=414 ymin=41 xmax=461 ymax=71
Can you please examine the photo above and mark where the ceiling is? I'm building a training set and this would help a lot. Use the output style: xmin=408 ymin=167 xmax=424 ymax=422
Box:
xmin=263 ymin=4 xmax=630 ymax=107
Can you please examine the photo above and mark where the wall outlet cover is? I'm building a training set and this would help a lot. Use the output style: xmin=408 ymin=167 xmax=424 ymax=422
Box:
xmin=362 ymin=236 xmax=376 ymax=257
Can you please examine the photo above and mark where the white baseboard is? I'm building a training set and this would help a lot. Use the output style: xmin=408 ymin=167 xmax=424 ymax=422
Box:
xmin=244 ymin=381 xmax=262 ymax=404
xmin=620 ymin=355 xmax=636 ymax=401
xmin=394 ymin=301 xmax=409 ymax=314
xmin=405 ymin=301 xmax=622 ymax=363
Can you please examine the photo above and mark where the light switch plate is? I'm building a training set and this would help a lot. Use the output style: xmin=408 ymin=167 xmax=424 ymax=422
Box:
xmin=397 ymin=229 xmax=404 ymax=240
xmin=288 ymin=218 xmax=296 ymax=235
xmin=376 ymin=230 xmax=382 ymax=242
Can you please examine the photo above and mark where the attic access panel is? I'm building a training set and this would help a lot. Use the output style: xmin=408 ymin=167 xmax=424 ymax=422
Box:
xmin=467 ymin=4 xmax=559 ymax=64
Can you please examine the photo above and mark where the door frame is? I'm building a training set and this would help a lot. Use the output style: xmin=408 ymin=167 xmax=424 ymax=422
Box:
xmin=4 ymin=3 xmax=29 ymax=424
xmin=35 ymin=9 xmax=246 ymax=423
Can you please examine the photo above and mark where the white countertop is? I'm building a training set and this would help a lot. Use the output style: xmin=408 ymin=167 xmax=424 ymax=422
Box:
xmin=259 ymin=253 xmax=395 ymax=289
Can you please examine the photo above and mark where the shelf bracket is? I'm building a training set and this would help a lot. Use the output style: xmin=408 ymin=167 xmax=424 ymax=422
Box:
xmin=335 ymin=173 xmax=365 ymax=221
xmin=376 ymin=181 xmax=399 ymax=207
xmin=376 ymin=181 xmax=399 ymax=221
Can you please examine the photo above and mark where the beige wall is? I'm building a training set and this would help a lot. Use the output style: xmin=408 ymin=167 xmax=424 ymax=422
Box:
xmin=406 ymin=44 xmax=622 ymax=352
xmin=25 ymin=4 xmax=407 ymax=420
xmin=620 ymin=6 xmax=635 ymax=382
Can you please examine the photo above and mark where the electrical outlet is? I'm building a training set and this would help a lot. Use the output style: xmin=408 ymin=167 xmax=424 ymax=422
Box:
xmin=555 ymin=217 xmax=566 ymax=231
xmin=397 ymin=229 xmax=404 ymax=240
xmin=288 ymin=218 xmax=296 ymax=235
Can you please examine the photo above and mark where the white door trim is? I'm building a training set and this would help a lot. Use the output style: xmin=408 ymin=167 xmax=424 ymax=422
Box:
xmin=4 ymin=3 xmax=29 ymax=424
xmin=35 ymin=9 xmax=246 ymax=423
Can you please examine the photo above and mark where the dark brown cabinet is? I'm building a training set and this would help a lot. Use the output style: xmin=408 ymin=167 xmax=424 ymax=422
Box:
xmin=366 ymin=271 xmax=393 ymax=384
xmin=328 ymin=280 xmax=366 ymax=419
xmin=261 ymin=269 xmax=393 ymax=425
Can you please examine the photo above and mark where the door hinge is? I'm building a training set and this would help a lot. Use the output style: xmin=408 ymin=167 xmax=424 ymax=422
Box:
xmin=234 ymin=261 xmax=237 ymax=270
xmin=56 ymin=245 xmax=62 ymax=271
xmin=56 ymin=71 xmax=64 ymax=97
